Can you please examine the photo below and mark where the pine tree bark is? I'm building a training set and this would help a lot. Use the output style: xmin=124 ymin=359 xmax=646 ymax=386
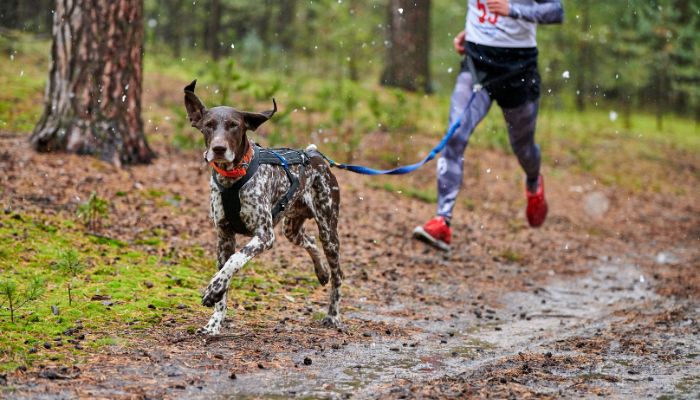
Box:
xmin=31 ymin=0 xmax=154 ymax=166
xmin=380 ymin=0 xmax=431 ymax=92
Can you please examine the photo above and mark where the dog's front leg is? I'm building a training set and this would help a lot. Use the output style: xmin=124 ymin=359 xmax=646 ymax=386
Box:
xmin=198 ymin=232 xmax=236 ymax=335
xmin=201 ymin=227 xmax=275 ymax=308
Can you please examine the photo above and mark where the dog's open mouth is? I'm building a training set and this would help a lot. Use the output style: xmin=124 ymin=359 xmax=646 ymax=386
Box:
xmin=213 ymin=160 xmax=235 ymax=171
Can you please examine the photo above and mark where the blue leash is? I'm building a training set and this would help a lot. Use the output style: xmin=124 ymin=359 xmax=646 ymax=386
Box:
xmin=322 ymin=89 xmax=479 ymax=175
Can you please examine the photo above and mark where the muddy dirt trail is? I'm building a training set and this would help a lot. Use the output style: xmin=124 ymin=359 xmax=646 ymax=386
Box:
xmin=2 ymin=134 xmax=700 ymax=399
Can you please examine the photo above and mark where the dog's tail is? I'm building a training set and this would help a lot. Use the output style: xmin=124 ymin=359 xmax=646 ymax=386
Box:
xmin=306 ymin=143 xmax=338 ymax=170
xmin=305 ymin=143 xmax=322 ymax=159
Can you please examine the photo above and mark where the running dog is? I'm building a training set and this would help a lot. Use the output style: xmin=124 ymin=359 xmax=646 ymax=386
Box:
xmin=184 ymin=80 xmax=343 ymax=335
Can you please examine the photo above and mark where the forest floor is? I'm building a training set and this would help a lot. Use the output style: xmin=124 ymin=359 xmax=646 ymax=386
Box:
xmin=1 ymin=116 xmax=699 ymax=399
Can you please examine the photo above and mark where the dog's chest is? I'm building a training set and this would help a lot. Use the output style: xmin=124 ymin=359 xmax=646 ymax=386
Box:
xmin=208 ymin=167 xmax=301 ymax=231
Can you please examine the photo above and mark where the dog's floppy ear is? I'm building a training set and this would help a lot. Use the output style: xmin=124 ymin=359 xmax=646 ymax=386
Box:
xmin=184 ymin=79 xmax=206 ymax=129
xmin=242 ymin=98 xmax=277 ymax=132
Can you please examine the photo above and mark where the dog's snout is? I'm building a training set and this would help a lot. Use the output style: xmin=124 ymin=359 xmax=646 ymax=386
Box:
xmin=212 ymin=145 xmax=227 ymax=155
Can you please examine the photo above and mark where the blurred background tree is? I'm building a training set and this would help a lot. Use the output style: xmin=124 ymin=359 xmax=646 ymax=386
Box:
xmin=29 ymin=0 xmax=154 ymax=165
xmin=380 ymin=0 xmax=431 ymax=92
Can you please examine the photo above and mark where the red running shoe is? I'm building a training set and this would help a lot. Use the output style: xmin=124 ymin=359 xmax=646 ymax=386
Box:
xmin=413 ymin=216 xmax=452 ymax=252
xmin=526 ymin=175 xmax=548 ymax=228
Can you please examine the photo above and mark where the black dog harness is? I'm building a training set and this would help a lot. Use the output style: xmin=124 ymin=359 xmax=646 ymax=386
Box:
xmin=212 ymin=146 xmax=311 ymax=235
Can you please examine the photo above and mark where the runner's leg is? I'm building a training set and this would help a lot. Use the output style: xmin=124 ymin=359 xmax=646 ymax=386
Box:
xmin=436 ymin=72 xmax=492 ymax=221
xmin=502 ymin=99 xmax=541 ymax=191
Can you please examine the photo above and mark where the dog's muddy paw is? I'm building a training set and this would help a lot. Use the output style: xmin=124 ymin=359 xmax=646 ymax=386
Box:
xmin=321 ymin=315 xmax=342 ymax=329
xmin=202 ymin=277 xmax=228 ymax=307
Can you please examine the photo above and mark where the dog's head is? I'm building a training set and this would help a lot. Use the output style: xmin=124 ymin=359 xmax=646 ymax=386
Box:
xmin=183 ymin=80 xmax=276 ymax=170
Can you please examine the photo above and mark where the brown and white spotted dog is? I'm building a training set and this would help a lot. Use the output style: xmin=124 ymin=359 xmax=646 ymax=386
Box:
xmin=184 ymin=80 xmax=343 ymax=335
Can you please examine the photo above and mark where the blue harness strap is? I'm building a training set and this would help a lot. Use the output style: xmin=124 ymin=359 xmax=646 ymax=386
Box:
xmin=322 ymin=90 xmax=478 ymax=175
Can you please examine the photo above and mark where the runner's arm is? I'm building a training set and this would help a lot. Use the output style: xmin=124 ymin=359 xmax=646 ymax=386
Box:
xmin=509 ymin=0 xmax=564 ymax=24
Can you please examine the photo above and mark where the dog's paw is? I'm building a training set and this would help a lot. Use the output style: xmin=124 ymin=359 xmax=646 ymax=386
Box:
xmin=202 ymin=276 xmax=228 ymax=307
xmin=321 ymin=315 xmax=342 ymax=329
xmin=196 ymin=325 xmax=220 ymax=336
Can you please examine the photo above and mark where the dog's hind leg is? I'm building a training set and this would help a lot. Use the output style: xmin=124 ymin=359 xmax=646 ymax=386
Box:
xmin=198 ymin=232 xmax=235 ymax=335
xmin=284 ymin=216 xmax=330 ymax=285
xmin=202 ymin=225 xmax=275 ymax=308
xmin=312 ymin=171 xmax=343 ymax=328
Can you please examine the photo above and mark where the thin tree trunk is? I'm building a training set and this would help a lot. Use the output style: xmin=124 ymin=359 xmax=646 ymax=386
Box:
xmin=276 ymin=0 xmax=297 ymax=51
xmin=207 ymin=0 xmax=222 ymax=60
xmin=0 ymin=0 xmax=20 ymax=29
xmin=380 ymin=0 xmax=431 ymax=92
xmin=169 ymin=0 xmax=185 ymax=57
xmin=31 ymin=0 xmax=153 ymax=166
xmin=656 ymin=78 xmax=664 ymax=131
xmin=575 ymin=0 xmax=590 ymax=111
xmin=623 ymin=92 xmax=632 ymax=130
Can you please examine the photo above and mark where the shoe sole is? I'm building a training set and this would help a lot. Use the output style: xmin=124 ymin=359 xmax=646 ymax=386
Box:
xmin=412 ymin=226 xmax=450 ymax=252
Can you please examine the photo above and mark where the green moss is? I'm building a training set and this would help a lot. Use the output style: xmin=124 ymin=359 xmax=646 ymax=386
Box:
xmin=499 ymin=248 xmax=524 ymax=263
xmin=0 ymin=213 xmax=209 ymax=372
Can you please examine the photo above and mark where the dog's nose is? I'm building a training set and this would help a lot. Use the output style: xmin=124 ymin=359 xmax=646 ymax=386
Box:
xmin=212 ymin=145 xmax=227 ymax=155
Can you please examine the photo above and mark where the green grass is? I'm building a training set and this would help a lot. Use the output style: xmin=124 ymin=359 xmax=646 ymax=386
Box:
xmin=0 ymin=212 xmax=319 ymax=373
xmin=0 ymin=32 xmax=50 ymax=133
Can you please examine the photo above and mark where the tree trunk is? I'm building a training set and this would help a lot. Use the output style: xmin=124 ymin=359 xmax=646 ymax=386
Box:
xmin=380 ymin=0 xmax=431 ymax=92
xmin=276 ymin=0 xmax=297 ymax=51
xmin=206 ymin=0 xmax=222 ymax=60
xmin=31 ymin=0 xmax=154 ymax=166
xmin=575 ymin=0 xmax=590 ymax=111
xmin=0 ymin=0 xmax=20 ymax=29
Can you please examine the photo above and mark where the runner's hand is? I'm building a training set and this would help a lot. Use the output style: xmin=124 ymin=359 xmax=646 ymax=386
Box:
xmin=486 ymin=0 xmax=510 ymax=16
xmin=453 ymin=30 xmax=466 ymax=55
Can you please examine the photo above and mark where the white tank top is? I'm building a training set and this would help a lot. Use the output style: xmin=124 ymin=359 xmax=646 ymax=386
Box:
xmin=466 ymin=0 xmax=537 ymax=48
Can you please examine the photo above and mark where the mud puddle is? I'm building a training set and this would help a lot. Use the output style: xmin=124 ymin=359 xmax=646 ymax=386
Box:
xmin=191 ymin=257 xmax=699 ymax=399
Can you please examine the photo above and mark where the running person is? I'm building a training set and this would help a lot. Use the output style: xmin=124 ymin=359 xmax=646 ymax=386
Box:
xmin=413 ymin=0 xmax=564 ymax=251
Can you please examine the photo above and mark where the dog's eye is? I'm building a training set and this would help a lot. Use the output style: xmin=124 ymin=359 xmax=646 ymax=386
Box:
xmin=205 ymin=120 xmax=217 ymax=129
xmin=225 ymin=121 xmax=236 ymax=130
